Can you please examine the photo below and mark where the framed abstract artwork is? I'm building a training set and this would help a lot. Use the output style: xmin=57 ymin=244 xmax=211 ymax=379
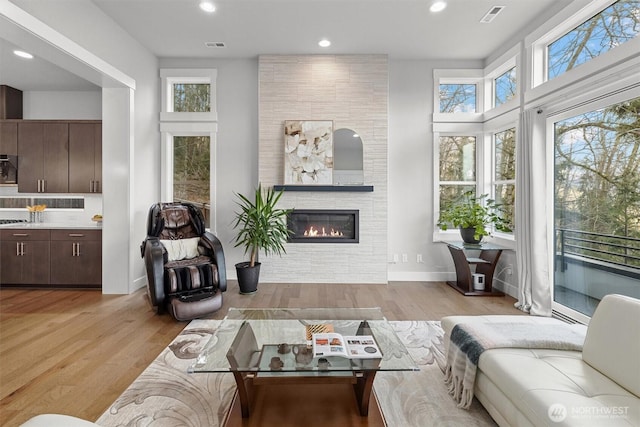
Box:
xmin=284 ymin=120 xmax=333 ymax=185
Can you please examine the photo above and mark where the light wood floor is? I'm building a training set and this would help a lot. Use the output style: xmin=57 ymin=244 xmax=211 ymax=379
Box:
xmin=0 ymin=281 xmax=523 ymax=426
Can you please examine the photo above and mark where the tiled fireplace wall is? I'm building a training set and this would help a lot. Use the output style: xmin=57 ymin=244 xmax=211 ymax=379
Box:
xmin=258 ymin=55 xmax=388 ymax=283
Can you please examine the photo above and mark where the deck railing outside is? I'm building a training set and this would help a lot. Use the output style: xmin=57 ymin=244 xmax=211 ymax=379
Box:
xmin=556 ymin=228 xmax=640 ymax=272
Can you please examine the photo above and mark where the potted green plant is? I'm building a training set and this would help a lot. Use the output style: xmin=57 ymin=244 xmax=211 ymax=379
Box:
xmin=437 ymin=191 xmax=512 ymax=244
xmin=232 ymin=183 xmax=292 ymax=294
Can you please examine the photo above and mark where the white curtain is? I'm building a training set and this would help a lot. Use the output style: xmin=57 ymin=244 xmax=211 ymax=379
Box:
xmin=515 ymin=108 xmax=553 ymax=316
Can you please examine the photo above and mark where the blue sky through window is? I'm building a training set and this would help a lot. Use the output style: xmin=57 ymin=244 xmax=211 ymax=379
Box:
xmin=439 ymin=84 xmax=476 ymax=113
xmin=548 ymin=0 xmax=640 ymax=80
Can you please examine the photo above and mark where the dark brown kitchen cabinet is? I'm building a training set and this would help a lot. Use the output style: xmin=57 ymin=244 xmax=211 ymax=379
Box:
xmin=50 ymin=229 xmax=102 ymax=285
xmin=0 ymin=229 xmax=50 ymax=285
xmin=69 ymin=123 xmax=102 ymax=193
xmin=17 ymin=121 xmax=69 ymax=193
xmin=0 ymin=121 xmax=18 ymax=154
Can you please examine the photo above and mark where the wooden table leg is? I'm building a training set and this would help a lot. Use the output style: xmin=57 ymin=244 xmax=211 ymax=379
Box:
xmin=232 ymin=371 xmax=253 ymax=418
xmin=353 ymin=371 xmax=376 ymax=416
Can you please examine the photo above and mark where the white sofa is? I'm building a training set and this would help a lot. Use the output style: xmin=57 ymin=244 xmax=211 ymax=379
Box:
xmin=441 ymin=294 xmax=640 ymax=427
xmin=19 ymin=414 xmax=100 ymax=427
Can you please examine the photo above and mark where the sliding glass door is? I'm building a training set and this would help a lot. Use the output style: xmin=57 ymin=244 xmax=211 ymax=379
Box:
xmin=553 ymin=96 xmax=640 ymax=318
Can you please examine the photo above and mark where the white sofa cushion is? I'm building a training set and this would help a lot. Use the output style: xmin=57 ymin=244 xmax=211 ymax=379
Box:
xmin=582 ymin=294 xmax=640 ymax=397
xmin=479 ymin=348 xmax=639 ymax=426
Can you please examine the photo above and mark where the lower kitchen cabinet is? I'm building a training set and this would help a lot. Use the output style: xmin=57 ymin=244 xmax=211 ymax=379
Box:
xmin=0 ymin=229 xmax=51 ymax=285
xmin=0 ymin=228 xmax=101 ymax=287
xmin=50 ymin=229 xmax=102 ymax=285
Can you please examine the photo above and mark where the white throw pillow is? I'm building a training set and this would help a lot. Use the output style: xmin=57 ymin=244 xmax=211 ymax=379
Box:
xmin=160 ymin=237 xmax=200 ymax=261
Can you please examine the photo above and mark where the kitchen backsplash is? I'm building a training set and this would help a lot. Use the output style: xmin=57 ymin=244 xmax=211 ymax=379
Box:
xmin=0 ymin=197 xmax=84 ymax=209
xmin=0 ymin=187 xmax=102 ymax=223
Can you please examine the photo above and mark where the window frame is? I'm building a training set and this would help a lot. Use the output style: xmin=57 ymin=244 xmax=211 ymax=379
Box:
xmin=160 ymin=68 xmax=217 ymax=122
xmin=485 ymin=116 xmax=518 ymax=243
xmin=159 ymin=122 xmax=218 ymax=233
xmin=483 ymin=44 xmax=521 ymax=120
xmin=433 ymin=122 xmax=483 ymax=242
xmin=546 ymin=83 xmax=640 ymax=323
xmin=159 ymin=68 xmax=218 ymax=232
xmin=526 ymin=0 xmax=640 ymax=100
xmin=433 ymin=69 xmax=484 ymax=123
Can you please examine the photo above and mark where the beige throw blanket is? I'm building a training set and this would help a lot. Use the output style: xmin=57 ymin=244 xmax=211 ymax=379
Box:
xmin=444 ymin=321 xmax=587 ymax=409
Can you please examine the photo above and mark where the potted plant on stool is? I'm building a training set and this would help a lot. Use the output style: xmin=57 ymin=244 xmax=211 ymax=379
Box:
xmin=437 ymin=191 xmax=512 ymax=244
xmin=232 ymin=183 xmax=292 ymax=294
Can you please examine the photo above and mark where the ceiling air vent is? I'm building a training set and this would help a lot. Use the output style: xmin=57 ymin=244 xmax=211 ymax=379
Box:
xmin=480 ymin=6 xmax=505 ymax=23
xmin=205 ymin=41 xmax=226 ymax=48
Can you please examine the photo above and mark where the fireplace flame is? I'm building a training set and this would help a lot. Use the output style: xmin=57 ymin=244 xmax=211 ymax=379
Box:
xmin=303 ymin=226 xmax=344 ymax=237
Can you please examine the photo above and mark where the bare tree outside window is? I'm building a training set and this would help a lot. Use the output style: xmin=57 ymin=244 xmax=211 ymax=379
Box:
xmin=494 ymin=67 xmax=516 ymax=107
xmin=548 ymin=0 xmax=640 ymax=80
xmin=439 ymin=84 xmax=477 ymax=113
xmin=439 ymin=136 xmax=476 ymax=214
xmin=554 ymin=97 xmax=640 ymax=265
xmin=174 ymin=136 xmax=211 ymax=218
xmin=494 ymin=128 xmax=516 ymax=230
xmin=173 ymin=83 xmax=211 ymax=112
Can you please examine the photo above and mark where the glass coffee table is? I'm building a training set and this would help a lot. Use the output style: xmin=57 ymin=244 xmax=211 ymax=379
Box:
xmin=189 ymin=307 xmax=418 ymax=420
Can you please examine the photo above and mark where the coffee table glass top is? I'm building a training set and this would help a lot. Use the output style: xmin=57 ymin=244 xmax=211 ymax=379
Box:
xmin=189 ymin=307 xmax=419 ymax=373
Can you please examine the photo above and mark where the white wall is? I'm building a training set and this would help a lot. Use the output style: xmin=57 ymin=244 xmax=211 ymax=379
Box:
xmin=23 ymin=91 xmax=101 ymax=119
xmin=5 ymin=1 xmax=544 ymax=296
xmin=11 ymin=0 xmax=160 ymax=294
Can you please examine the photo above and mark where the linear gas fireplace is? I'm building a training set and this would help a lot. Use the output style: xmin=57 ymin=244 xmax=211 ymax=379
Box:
xmin=287 ymin=209 xmax=359 ymax=243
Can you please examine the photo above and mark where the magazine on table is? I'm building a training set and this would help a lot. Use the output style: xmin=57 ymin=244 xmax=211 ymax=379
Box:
xmin=312 ymin=333 xmax=382 ymax=359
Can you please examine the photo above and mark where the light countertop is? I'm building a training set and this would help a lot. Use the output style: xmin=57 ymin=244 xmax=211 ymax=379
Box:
xmin=0 ymin=222 xmax=102 ymax=230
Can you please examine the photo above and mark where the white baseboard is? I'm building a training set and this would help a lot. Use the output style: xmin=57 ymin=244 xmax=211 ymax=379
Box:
xmin=131 ymin=276 xmax=147 ymax=293
xmin=388 ymin=271 xmax=456 ymax=282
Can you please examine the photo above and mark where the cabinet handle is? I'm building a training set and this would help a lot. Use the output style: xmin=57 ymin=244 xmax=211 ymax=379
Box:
xmin=72 ymin=242 xmax=76 ymax=257
xmin=69 ymin=234 xmax=84 ymax=237
xmin=16 ymin=242 xmax=20 ymax=256
xmin=76 ymin=242 xmax=82 ymax=257
xmin=37 ymin=179 xmax=41 ymax=192
xmin=90 ymin=180 xmax=93 ymax=193
xmin=20 ymin=242 xmax=25 ymax=256
xmin=94 ymin=180 xmax=99 ymax=192
xmin=12 ymin=233 xmax=28 ymax=237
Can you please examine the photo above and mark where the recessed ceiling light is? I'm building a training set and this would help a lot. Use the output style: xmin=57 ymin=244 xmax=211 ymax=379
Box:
xmin=199 ymin=1 xmax=216 ymax=13
xmin=13 ymin=50 xmax=33 ymax=59
xmin=318 ymin=39 xmax=331 ymax=48
xmin=430 ymin=1 xmax=447 ymax=12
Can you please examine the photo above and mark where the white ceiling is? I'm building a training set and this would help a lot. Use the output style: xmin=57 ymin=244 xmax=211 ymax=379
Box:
xmin=1 ymin=0 xmax=574 ymax=91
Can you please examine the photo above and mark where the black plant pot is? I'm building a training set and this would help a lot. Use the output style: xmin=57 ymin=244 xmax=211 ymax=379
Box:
xmin=460 ymin=227 xmax=482 ymax=244
xmin=235 ymin=261 xmax=261 ymax=295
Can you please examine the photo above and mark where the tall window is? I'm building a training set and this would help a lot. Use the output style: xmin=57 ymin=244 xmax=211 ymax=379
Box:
xmin=554 ymin=96 xmax=640 ymax=316
xmin=160 ymin=68 xmax=217 ymax=229
xmin=438 ymin=136 xmax=477 ymax=211
xmin=547 ymin=0 xmax=640 ymax=80
xmin=494 ymin=67 xmax=516 ymax=107
xmin=494 ymin=128 xmax=516 ymax=230
xmin=439 ymin=84 xmax=477 ymax=113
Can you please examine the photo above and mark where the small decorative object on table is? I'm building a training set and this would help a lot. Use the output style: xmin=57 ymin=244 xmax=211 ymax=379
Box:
xmin=27 ymin=204 xmax=46 ymax=223
xmin=92 ymin=214 xmax=103 ymax=225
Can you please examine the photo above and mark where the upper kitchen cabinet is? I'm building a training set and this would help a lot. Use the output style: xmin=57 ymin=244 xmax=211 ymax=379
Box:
xmin=0 ymin=121 xmax=18 ymax=155
xmin=18 ymin=121 xmax=69 ymax=193
xmin=69 ymin=122 xmax=102 ymax=193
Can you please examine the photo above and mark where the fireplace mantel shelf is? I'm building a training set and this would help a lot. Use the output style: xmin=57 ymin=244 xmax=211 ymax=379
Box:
xmin=273 ymin=185 xmax=374 ymax=192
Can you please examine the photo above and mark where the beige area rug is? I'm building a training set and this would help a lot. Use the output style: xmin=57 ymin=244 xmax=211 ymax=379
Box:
xmin=97 ymin=320 xmax=496 ymax=427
